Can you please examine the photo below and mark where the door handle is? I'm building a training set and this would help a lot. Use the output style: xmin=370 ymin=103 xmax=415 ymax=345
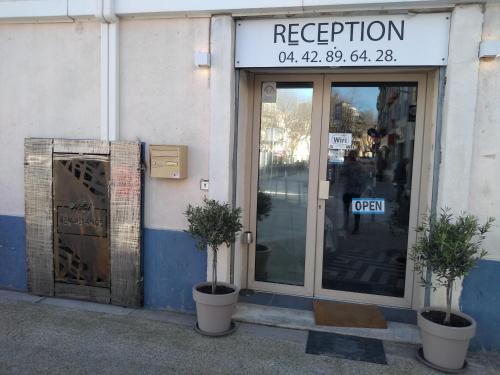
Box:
xmin=318 ymin=180 xmax=330 ymax=200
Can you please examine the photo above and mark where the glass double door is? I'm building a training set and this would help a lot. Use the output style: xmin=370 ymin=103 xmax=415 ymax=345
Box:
xmin=248 ymin=73 xmax=427 ymax=307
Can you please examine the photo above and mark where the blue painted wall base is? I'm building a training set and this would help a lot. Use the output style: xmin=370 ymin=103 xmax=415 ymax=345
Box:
xmin=461 ymin=259 xmax=500 ymax=352
xmin=143 ymin=228 xmax=206 ymax=312
xmin=0 ymin=215 xmax=27 ymax=291
xmin=0 ymin=215 xmax=206 ymax=313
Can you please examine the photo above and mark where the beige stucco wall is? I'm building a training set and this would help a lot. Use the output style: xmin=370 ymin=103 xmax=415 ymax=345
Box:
xmin=0 ymin=22 xmax=101 ymax=217
xmin=119 ymin=18 xmax=211 ymax=231
xmin=468 ymin=4 xmax=500 ymax=261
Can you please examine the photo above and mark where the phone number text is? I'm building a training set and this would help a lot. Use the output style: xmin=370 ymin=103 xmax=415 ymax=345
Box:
xmin=278 ymin=49 xmax=396 ymax=64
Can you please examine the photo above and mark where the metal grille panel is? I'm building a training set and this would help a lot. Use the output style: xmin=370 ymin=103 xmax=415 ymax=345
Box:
xmin=53 ymin=154 xmax=110 ymax=287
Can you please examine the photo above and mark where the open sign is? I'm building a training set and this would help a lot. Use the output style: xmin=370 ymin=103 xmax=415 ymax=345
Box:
xmin=352 ymin=198 xmax=385 ymax=214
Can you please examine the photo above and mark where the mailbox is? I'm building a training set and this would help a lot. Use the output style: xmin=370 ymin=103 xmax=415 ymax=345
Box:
xmin=149 ymin=145 xmax=188 ymax=179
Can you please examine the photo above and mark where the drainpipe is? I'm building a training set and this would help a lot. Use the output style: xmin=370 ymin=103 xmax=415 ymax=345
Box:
xmin=230 ymin=69 xmax=240 ymax=284
xmin=425 ymin=66 xmax=446 ymax=307
xmin=96 ymin=0 xmax=119 ymax=141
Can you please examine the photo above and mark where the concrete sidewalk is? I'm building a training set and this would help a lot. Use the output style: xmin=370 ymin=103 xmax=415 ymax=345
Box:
xmin=0 ymin=290 xmax=499 ymax=375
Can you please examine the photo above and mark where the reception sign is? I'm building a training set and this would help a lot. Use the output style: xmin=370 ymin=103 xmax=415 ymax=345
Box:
xmin=235 ymin=13 xmax=450 ymax=67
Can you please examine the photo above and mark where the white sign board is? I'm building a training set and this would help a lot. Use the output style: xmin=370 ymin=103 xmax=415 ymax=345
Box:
xmin=329 ymin=133 xmax=352 ymax=149
xmin=352 ymin=198 xmax=385 ymax=215
xmin=235 ymin=13 xmax=450 ymax=67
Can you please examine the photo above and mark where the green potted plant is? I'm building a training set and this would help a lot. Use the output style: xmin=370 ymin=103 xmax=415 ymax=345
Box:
xmin=185 ymin=197 xmax=242 ymax=336
xmin=410 ymin=209 xmax=494 ymax=371
xmin=255 ymin=191 xmax=272 ymax=280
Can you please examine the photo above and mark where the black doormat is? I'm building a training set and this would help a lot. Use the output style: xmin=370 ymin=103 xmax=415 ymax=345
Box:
xmin=305 ymin=331 xmax=387 ymax=365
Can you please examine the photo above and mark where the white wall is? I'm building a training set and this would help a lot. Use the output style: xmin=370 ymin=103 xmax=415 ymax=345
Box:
xmin=437 ymin=5 xmax=483 ymax=215
xmin=0 ymin=22 xmax=101 ymax=217
xmin=207 ymin=15 xmax=236 ymax=283
xmin=433 ymin=4 xmax=500 ymax=307
xmin=119 ymin=18 xmax=211 ymax=231
xmin=432 ymin=5 xmax=483 ymax=308
xmin=468 ymin=4 xmax=500 ymax=261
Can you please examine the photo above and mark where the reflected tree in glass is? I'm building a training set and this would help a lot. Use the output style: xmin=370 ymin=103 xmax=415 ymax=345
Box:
xmin=255 ymin=83 xmax=313 ymax=286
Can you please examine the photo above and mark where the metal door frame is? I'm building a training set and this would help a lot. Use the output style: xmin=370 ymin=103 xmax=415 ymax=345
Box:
xmin=314 ymin=73 xmax=428 ymax=308
xmin=246 ymin=73 xmax=429 ymax=308
xmin=247 ymin=74 xmax=323 ymax=296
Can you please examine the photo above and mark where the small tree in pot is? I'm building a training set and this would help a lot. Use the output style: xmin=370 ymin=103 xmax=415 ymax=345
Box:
xmin=410 ymin=209 xmax=494 ymax=371
xmin=185 ymin=197 xmax=242 ymax=336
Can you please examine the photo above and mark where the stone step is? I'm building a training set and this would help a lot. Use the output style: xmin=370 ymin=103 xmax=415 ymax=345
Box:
xmin=234 ymin=302 xmax=421 ymax=345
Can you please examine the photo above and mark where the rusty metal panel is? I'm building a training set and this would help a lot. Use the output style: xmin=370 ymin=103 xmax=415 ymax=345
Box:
xmin=25 ymin=138 xmax=54 ymax=296
xmin=53 ymin=154 xmax=110 ymax=288
xmin=54 ymin=282 xmax=111 ymax=304
xmin=53 ymin=139 xmax=110 ymax=155
xmin=110 ymin=141 xmax=142 ymax=307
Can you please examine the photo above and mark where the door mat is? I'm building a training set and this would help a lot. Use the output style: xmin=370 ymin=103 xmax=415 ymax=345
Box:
xmin=306 ymin=330 xmax=387 ymax=365
xmin=313 ymin=300 xmax=387 ymax=328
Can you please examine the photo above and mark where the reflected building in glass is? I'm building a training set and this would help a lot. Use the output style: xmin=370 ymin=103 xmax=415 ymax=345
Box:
xmin=322 ymin=83 xmax=418 ymax=298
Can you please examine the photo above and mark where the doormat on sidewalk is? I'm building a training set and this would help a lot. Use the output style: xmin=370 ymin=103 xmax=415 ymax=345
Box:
xmin=306 ymin=330 xmax=387 ymax=365
xmin=313 ymin=300 xmax=387 ymax=328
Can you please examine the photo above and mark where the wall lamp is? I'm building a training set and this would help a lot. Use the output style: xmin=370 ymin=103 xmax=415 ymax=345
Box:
xmin=479 ymin=41 xmax=500 ymax=59
xmin=194 ymin=52 xmax=211 ymax=68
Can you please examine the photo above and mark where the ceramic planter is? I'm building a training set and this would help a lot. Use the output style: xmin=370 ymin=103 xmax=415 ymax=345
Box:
xmin=417 ymin=307 xmax=476 ymax=371
xmin=193 ymin=281 xmax=239 ymax=335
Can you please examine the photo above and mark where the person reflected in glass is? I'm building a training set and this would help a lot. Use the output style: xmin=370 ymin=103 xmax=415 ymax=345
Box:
xmin=393 ymin=158 xmax=409 ymax=204
xmin=341 ymin=150 xmax=365 ymax=235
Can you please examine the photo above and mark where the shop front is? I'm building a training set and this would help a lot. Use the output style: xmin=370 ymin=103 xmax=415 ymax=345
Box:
xmin=233 ymin=14 xmax=448 ymax=310
xmin=0 ymin=0 xmax=499 ymax=351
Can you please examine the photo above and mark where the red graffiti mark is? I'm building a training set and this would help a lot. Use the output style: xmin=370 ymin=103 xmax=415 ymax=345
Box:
xmin=112 ymin=166 xmax=140 ymax=199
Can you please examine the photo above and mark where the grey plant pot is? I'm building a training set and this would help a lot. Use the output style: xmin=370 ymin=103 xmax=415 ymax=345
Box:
xmin=417 ymin=307 xmax=476 ymax=371
xmin=193 ymin=281 xmax=239 ymax=335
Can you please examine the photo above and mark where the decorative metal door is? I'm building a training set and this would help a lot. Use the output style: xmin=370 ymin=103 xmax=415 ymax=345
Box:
xmin=53 ymin=154 xmax=110 ymax=287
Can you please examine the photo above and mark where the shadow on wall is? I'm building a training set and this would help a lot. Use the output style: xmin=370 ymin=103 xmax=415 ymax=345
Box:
xmin=460 ymin=260 xmax=500 ymax=352
xmin=0 ymin=215 xmax=27 ymax=291
xmin=143 ymin=228 xmax=207 ymax=313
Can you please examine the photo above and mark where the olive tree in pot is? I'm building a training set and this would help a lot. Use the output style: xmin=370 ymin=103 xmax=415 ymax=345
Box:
xmin=410 ymin=209 xmax=494 ymax=371
xmin=185 ymin=197 xmax=242 ymax=336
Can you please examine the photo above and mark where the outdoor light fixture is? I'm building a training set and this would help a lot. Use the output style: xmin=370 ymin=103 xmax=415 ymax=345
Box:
xmin=194 ymin=51 xmax=211 ymax=67
xmin=479 ymin=40 xmax=500 ymax=59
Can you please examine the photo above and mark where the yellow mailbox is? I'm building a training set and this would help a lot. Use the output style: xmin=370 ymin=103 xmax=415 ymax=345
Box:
xmin=149 ymin=145 xmax=188 ymax=179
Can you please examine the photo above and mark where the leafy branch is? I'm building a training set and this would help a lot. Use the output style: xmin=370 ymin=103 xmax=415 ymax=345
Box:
xmin=410 ymin=208 xmax=494 ymax=324
xmin=185 ymin=197 xmax=242 ymax=294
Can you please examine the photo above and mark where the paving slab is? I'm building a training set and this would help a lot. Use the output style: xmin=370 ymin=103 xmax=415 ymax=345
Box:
xmin=129 ymin=308 xmax=196 ymax=327
xmin=0 ymin=298 xmax=499 ymax=374
xmin=0 ymin=289 xmax=44 ymax=303
xmin=39 ymin=296 xmax=134 ymax=316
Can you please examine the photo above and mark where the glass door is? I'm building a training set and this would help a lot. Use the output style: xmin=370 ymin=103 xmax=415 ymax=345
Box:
xmin=315 ymin=74 xmax=427 ymax=307
xmin=247 ymin=73 xmax=427 ymax=306
xmin=248 ymin=75 xmax=323 ymax=296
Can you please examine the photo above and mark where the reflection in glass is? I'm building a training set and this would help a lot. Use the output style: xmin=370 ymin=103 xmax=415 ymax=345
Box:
xmin=322 ymin=84 xmax=418 ymax=297
xmin=255 ymin=83 xmax=313 ymax=286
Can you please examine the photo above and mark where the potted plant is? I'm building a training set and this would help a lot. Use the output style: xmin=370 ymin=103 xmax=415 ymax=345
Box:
xmin=410 ymin=209 xmax=494 ymax=371
xmin=185 ymin=197 xmax=242 ymax=336
xmin=255 ymin=191 xmax=272 ymax=280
